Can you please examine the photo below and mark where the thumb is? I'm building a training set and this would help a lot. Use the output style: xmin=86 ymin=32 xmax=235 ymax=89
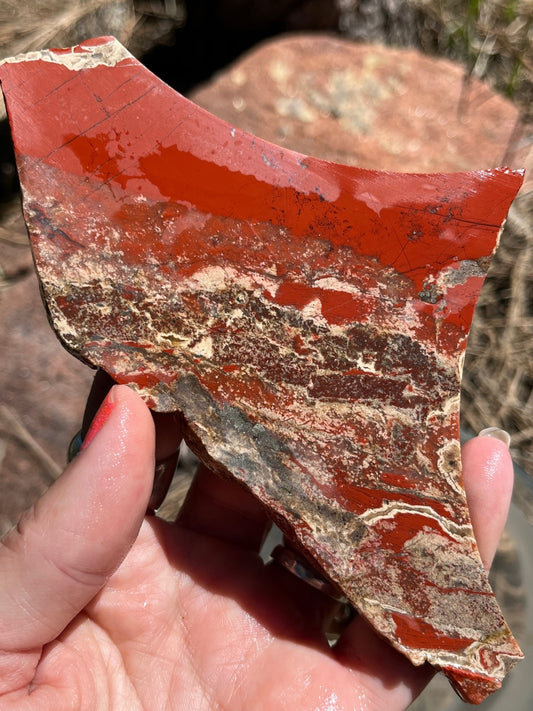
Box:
xmin=0 ymin=384 xmax=155 ymax=653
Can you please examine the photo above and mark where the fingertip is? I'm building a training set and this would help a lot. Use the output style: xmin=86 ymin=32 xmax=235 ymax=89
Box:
xmin=47 ymin=383 xmax=156 ymax=568
xmin=80 ymin=376 xmax=181 ymax=510
xmin=77 ymin=383 xmax=156 ymax=513
xmin=461 ymin=433 xmax=514 ymax=569
xmin=462 ymin=433 xmax=513 ymax=501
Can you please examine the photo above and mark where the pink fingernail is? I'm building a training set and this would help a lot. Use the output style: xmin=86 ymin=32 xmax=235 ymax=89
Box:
xmin=80 ymin=387 xmax=116 ymax=451
xmin=478 ymin=427 xmax=511 ymax=449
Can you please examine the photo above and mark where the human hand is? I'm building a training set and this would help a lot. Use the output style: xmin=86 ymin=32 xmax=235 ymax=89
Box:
xmin=0 ymin=384 xmax=514 ymax=710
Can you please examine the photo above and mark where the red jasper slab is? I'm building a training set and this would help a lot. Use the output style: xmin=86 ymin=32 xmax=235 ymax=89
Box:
xmin=0 ymin=37 xmax=524 ymax=703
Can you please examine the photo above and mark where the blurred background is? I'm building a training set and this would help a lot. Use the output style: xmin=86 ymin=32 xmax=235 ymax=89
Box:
xmin=0 ymin=2 xmax=532 ymax=708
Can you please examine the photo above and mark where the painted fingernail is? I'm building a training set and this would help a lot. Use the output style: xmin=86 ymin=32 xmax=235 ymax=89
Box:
xmin=80 ymin=386 xmax=116 ymax=451
xmin=478 ymin=427 xmax=511 ymax=449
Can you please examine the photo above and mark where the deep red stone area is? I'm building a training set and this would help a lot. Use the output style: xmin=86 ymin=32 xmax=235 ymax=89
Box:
xmin=0 ymin=37 xmax=524 ymax=703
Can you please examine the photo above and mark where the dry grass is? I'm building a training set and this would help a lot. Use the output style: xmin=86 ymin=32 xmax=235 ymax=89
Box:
xmin=0 ymin=403 xmax=61 ymax=483
xmin=411 ymin=0 xmax=533 ymax=119
xmin=0 ymin=0 xmax=186 ymax=60
xmin=0 ymin=1 xmax=185 ymax=119
xmin=0 ymin=0 xmax=136 ymax=120
xmin=0 ymin=0 xmax=136 ymax=58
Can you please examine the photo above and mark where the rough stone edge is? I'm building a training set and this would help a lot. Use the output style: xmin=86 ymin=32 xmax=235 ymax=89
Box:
xmin=0 ymin=36 xmax=133 ymax=71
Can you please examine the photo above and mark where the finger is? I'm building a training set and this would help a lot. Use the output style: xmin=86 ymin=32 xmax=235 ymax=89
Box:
xmin=0 ymin=384 xmax=155 ymax=654
xmin=461 ymin=430 xmax=514 ymax=570
xmin=329 ymin=432 xmax=515 ymax=710
xmin=175 ymin=463 xmax=272 ymax=551
xmin=83 ymin=369 xmax=182 ymax=460
xmin=82 ymin=369 xmax=183 ymax=511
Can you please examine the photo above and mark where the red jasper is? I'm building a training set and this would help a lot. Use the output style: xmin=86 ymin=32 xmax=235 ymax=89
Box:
xmin=0 ymin=36 xmax=523 ymax=703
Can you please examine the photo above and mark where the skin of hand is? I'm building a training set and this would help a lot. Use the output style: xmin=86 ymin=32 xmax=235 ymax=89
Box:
xmin=0 ymin=383 xmax=514 ymax=711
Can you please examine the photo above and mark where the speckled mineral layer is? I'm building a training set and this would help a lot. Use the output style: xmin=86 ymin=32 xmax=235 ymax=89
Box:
xmin=0 ymin=36 xmax=524 ymax=704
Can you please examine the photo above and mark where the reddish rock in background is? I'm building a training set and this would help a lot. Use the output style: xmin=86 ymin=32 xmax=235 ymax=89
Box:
xmin=190 ymin=34 xmax=529 ymax=184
